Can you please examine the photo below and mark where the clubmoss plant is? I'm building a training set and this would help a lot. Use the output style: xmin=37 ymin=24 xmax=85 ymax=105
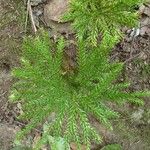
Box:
xmin=10 ymin=0 xmax=149 ymax=149
xmin=10 ymin=31 xmax=149 ymax=149
xmin=63 ymin=0 xmax=145 ymax=46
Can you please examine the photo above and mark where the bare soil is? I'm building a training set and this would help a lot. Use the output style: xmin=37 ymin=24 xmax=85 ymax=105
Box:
xmin=0 ymin=0 xmax=24 ymax=149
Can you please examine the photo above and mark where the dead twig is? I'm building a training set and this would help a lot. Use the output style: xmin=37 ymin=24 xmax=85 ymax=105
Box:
xmin=27 ymin=0 xmax=37 ymax=34
xmin=24 ymin=0 xmax=29 ymax=33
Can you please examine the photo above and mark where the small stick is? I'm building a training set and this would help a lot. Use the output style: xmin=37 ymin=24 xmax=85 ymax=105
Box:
xmin=27 ymin=0 xmax=37 ymax=34
xmin=25 ymin=0 xmax=29 ymax=33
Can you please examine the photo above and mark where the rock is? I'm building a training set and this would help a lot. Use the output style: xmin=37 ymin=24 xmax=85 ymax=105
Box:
xmin=44 ymin=0 xmax=73 ymax=34
xmin=44 ymin=0 xmax=69 ymax=22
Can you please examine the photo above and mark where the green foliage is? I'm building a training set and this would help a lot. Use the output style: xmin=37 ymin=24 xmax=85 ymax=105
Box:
xmin=10 ymin=31 xmax=150 ymax=149
xmin=64 ymin=0 xmax=145 ymax=46
xmin=10 ymin=0 xmax=150 ymax=149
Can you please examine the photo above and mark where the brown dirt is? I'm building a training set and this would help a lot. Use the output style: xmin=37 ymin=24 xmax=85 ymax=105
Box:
xmin=0 ymin=0 xmax=25 ymax=149
xmin=0 ymin=124 xmax=18 ymax=150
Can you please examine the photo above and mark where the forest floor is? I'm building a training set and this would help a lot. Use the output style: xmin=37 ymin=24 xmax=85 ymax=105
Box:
xmin=0 ymin=0 xmax=150 ymax=150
